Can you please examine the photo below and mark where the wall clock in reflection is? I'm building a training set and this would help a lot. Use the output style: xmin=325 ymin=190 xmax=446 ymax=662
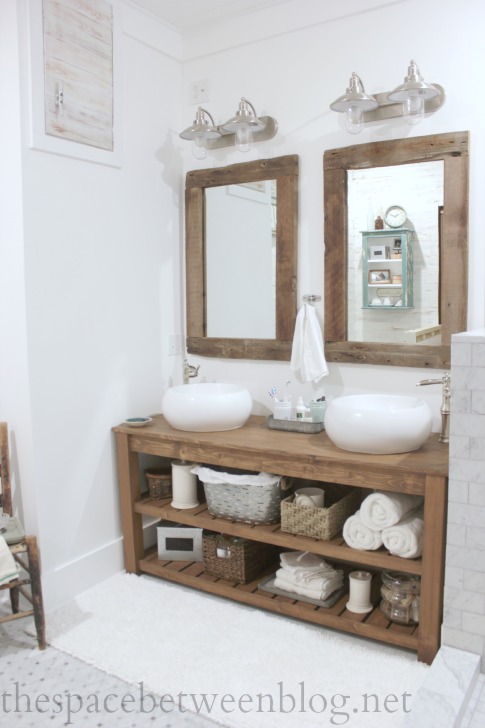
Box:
xmin=385 ymin=205 xmax=407 ymax=228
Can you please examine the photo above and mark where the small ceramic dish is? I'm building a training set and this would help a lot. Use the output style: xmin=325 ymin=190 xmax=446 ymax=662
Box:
xmin=124 ymin=417 xmax=152 ymax=428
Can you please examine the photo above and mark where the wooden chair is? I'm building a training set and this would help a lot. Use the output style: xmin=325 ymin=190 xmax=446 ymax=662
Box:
xmin=0 ymin=422 xmax=45 ymax=649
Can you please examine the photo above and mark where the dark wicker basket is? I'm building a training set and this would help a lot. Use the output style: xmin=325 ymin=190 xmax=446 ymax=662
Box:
xmin=202 ymin=534 xmax=278 ymax=583
xmin=281 ymin=484 xmax=362 ymax=540
xmin=145 ymin=468 xmax=172 ymax=499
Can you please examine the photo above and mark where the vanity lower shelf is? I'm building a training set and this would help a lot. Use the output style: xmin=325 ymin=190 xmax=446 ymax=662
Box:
xmin=138 ymin=551 xmax=419 ymax=653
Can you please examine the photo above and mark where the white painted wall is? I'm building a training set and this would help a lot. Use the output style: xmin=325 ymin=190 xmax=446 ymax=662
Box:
xmin=2 ymin=0 xmax=485 ymax=611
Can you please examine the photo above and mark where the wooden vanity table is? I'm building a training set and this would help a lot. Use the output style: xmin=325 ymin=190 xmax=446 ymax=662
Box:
xmin=113 ymin=415 xmax=448 ymax=664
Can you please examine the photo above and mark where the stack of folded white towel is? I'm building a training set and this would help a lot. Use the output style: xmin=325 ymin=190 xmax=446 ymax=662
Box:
xmin=343 ymin=492 xmax=424 ymax=559
xmin=274 ymin=550 xmax=344 ymax=601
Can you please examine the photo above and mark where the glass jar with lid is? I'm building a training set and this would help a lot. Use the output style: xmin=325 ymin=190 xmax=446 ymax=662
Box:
xmin=379 ymin=570 xmax=421 ymax=625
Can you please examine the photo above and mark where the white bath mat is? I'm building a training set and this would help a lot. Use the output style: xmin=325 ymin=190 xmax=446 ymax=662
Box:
xmin=42 ymin=572 xmax=429 ymax=728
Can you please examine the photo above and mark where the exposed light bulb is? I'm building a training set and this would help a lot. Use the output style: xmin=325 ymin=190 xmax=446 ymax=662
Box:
xmin=236 ymin=126 xmax=252 ymax=152
xmin=345 ymin=105 xmax=363 ymax=134
xmin=403 ymin=95 xmax=424 ymax=125
xmin=192 ymin=136 xmax=208 ymax=160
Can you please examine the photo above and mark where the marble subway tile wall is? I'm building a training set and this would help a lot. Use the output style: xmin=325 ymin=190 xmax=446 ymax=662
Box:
xmin=443 ymin=329 xmax=485 ymax=668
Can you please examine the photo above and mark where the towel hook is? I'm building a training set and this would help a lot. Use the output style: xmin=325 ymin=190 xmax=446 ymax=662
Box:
xmin=302 ymin=294 xmax=322 ymax=305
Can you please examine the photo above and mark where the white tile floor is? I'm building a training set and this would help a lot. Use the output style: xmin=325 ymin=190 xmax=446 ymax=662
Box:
xmin=0 ymin=613 xmax=219 ymax=728
xmin=1 ymin=609 xmax=484 ymax=728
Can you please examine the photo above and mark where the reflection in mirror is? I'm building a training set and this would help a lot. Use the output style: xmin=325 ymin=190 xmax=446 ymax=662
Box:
xmin=205 ymin=180 xmax=276 ymax=338
xmin=186 ymin=155 xmax=298 ymax=360
xmin=347 ymin=161 xmax=444 ymax=344
xmin=324 ymin=132 xmax=469 ymax=368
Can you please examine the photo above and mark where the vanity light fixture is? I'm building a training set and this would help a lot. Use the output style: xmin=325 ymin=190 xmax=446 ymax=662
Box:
xmin=179 ymin=107 xmax=221 ymax=160
xmin=330 ymin=60 xmax=445 ymax=133
xmin=179 ymin=98 xmax=277 ymax=156
xmin=219 ymin=97 xmax=267 ymax=152
xmin=329 ymin=73 xmax=379 ymax=135
xmin=387 ymin=60 xmax=441 ymax=125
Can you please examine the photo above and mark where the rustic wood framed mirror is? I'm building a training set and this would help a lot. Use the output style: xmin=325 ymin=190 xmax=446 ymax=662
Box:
xmin=324 ymin=131 xmax=469 ymax=368
xmin=185 ymin=155 xmax=298 ymax=359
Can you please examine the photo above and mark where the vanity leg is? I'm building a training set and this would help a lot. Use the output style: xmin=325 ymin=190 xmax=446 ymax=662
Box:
xmin=418 ymin=474 xmax=447 ymax=664
xmin=115 ymin=432 xmax=144 ymax=574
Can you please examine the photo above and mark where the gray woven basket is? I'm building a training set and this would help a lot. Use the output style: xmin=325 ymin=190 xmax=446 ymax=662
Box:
xmin=203 ymin=477 xmax=286 ymax=525
xmin=281 ymin=484 xmax=362 ymax=540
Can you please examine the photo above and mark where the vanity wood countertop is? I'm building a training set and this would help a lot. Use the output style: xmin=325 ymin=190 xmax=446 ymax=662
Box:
xmin=114 ymin=414 xmax=448 ymax=496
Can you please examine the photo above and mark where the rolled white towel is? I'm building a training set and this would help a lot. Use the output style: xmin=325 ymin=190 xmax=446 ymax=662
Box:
xmin=360 ymin=492 xmax=423 ymax=530
xmin=382 ymin=509 xmax=424 ymax=558
xmin=343 ymin=510 xmax=383 ymax=551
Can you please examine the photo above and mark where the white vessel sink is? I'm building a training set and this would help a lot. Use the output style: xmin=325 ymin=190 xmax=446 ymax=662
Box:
xmin=162 ymin=383 xmax=252 ymax=432
xmin=324 ymin=394 xmax=433 ymax=454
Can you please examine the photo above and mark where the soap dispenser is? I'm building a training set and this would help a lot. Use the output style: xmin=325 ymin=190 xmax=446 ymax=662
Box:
xmin=295 ymin=396 xmax=306 ymax=420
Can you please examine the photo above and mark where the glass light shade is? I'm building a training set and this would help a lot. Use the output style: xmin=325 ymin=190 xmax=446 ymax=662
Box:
xmin=403 ymin=95 xmax=424 ymax=125
xmin=236 ymin=126 xmax=252 ymax=152
xmin=345 ymin=105 xmax=364 ymax=134
xmin=192 ymin=136 xmax=208 ymax=159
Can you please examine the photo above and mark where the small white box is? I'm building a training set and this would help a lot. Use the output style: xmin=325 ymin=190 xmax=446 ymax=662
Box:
xmin=157 ymin=520 xmax=203 ymax=561
xmin=369 ymin=244 xmax=390 ymax=260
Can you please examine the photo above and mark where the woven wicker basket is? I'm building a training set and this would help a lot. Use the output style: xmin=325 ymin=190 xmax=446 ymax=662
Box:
xmin=202 ymin=534 xmax=278 ymax=583
xmin=202 ymin=477 xmax=286 ymax=525
xmin=145 ymin=468 xmax=172 ymax=499
xmin=281 ymin=484 xmax=362 ymax=540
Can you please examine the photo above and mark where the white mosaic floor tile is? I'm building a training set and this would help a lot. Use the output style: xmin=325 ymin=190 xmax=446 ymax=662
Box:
xmin=0 ymin=616 xmax=219 ymax=728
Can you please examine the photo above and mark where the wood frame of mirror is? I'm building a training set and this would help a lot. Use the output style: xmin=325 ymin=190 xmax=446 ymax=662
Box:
xmin=185 ymin=155 xmax=298 ymax=360
xmin=324 ymin=131 xmax=469 ymax=368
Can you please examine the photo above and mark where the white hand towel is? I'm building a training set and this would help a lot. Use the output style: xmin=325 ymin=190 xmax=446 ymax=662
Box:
xmin=342 ymin=510 xmax=383 ymax=551
xmin=0 ymin=535 xmax=18 ymax=586
xmin=382 ymin=509 xmax=424 ymax=559
xmin=290 ymin=304 xmax=329 ymax=383
xmin=360 ymin=492 xmax=423 ymax=530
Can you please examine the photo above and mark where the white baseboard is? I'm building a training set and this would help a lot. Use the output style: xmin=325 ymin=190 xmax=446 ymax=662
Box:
xmin=42 ymin=519 xmax=160 ymax=612
xmin=42 ymin=537 xmax=125 ymax=612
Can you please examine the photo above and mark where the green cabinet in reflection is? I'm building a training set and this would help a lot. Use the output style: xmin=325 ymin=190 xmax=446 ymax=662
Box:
xmin=362 ymin=229 xmax=414 ymax=309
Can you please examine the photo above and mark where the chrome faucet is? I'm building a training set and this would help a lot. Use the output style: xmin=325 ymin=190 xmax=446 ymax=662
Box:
xmin=416 ymin=371 xmax=451 ymax=443
xmin=183 ymin=359 xmax=200 ymax=385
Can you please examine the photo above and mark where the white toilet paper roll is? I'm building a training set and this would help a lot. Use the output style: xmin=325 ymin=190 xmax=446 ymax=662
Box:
xmin=171 ymin=461 xmax=199 ymax=509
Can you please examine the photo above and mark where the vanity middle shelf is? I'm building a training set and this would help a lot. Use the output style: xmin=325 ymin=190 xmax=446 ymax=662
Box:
xmin=134 ymin=496 xmax=423 ymax=575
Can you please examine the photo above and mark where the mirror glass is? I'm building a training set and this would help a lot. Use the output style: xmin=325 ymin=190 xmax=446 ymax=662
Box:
xmin=185 ymin=155 xmax=298 ymax=360
xmin=324 ymin=131 xmax=469 ymax=368
xmin=205 ymin=180 xmax=276 ymax=338
xmin=347 ymin=160 xmax=443 ymax=344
